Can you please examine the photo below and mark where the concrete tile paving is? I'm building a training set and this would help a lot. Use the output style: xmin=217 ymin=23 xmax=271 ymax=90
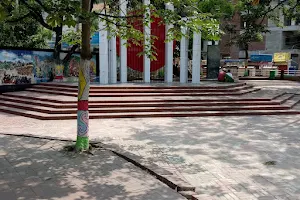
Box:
xmin=0 ymin=135 xmax=185 ymax=200
xmin=2 ymin=113 xmax=300 ymax=199
xmin=1 ymin=81 xmax=300 ymax=199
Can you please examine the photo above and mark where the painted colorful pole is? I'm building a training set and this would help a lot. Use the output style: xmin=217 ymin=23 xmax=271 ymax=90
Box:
xmin=76 ymin=60 xmax=90 ymax=150
xmin=76 ymin=0 xmax=91 ymax=151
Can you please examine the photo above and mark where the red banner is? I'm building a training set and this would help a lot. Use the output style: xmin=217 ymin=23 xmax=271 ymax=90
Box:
xmin=117 ymin=16 xmax=169 ymax=72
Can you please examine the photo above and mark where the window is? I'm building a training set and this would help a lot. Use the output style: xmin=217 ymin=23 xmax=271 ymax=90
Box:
xmin=284 ymin=16 xmax=292 ymax=26
xmin=240 ymin=19 xmax=246 ymax=29
xmin=283 ymin=31 xmax=300 ymax=49
xmin=296 ymin=17 xmax=300 ymax=25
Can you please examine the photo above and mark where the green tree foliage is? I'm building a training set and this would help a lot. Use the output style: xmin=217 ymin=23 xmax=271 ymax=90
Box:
xmin=0 ymin=2 xmax=51 ymax=48
xmin=0 ymin=0 xmax=80 ymax=59
xmin=224 ymin=0 xmax=298 ymax=59
xmin=283 ymin=0 xmax=300 ymax=20
xmin=0 ymin=0 xmax=235 ymax=59
xmin=0 ymin=18 xmax=52 ymax=48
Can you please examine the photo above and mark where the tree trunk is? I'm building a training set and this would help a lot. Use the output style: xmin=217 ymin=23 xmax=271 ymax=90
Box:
xmin=53 ymin=26 xmax=63 ymax=61
xmin=245 ymin=43 xmax=249 ymax=67
xmin=63 ymin=44 xmax=79 ymax=63
xmin=245 ymin=44 xmax=249 ymax=60
xmin=76 ymin=0 xmax=91 ymax=151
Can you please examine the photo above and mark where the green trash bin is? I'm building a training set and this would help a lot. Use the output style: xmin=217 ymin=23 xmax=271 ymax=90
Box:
xmin=269 ymin=70 xmax=276 ymax=79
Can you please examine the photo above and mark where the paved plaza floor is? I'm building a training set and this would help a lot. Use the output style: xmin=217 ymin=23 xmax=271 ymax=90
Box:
xmin=1 ymin=80 xmax=300 ymax=200
xmin=0 ymin=134 xmax=184 ymax=200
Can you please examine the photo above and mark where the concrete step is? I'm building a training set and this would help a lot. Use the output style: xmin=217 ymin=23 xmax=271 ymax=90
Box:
xmin=80 ymin=88 xmax=261 ymax=97
xmin=3 ymin=93 xmax=75 ymax=104
xmin=32 ymin=84 xmax=254 ymax=93
xmin=24 ymin=87 xmax=260 ymax=97
xmin=273 ymin=93 xmax=295 ymax=103
xmin=88 ymin=105 xmax=291 ymax=113
xmin=0 ymin=95 xmax=74 ymax=108
xmin=0 ymin=107 xmax=299 ymax=120
xmin=3 ymin=93 xmax=274 ymax=104
xmin=0 ymin=95 xmax=281 ymax=109
xmin=38 ymin=82 xmax=247 ymax=89
xmin=283 ymin=95 xmax=300 ymax=108
xmin=79 ymin=101 xmax=281 ymax=108
xmin=0 ymin=99 xmax=292 ymax=115
xmin=291 ymin=95 xmax=300 ymax=110
xmin=70 ymin=110 xmax=300 ymax=119
xmin=25 ymin=88 xmax=77 ymax=97
xmin=0 ymin=105 xmax=74 ymax=120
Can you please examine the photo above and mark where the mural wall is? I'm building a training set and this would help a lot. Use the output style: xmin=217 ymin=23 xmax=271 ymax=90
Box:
xmin=60 ymin=53 xmax=97 ymax=83
xmin=0 ymin=49 xmax=97 ymax=85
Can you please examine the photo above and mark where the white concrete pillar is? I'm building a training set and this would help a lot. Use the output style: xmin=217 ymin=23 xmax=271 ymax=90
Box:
xmin=108 ymin=27 xmax=117 ymax=84
xmin=120 ymin=0 xmax=128 ymax=83
xmin=143 ymin=0 xmax=151 ymax=83
xmin=164 ymin=3 xmax=174 ymax=83
xmin=180 ymin=26 xmax=188 ymax=83
xmin=192 ymin=31 xmax=201 ymax=83
xmin=99 ymin=18 xmax=109 ymax=84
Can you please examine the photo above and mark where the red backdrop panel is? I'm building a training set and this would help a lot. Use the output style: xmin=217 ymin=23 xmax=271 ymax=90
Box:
xmin=116 ymin=16 xmax=166 ymax=72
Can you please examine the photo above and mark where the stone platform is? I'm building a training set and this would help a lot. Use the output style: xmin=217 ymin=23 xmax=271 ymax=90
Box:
xmin=0 ymin=81 xmax=300 ymax=120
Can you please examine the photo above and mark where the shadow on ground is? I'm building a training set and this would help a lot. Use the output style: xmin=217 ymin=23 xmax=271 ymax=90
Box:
xmin=96 ymin=115 xmax=300 ymax=199
xmin=0 ymin=135 xmax=184 ymax=200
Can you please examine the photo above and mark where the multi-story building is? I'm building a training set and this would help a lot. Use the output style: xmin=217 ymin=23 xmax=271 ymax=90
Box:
xmin=220 ymin=4 xmax=300 ymax=69
xmin=264 ymin=15 xmax=300 ymax=68
xmin=219 ymin=12 xmax=267 ymax=60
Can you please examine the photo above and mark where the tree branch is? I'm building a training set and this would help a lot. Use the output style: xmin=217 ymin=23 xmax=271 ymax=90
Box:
xmin=6 ymin=13 xmax=32 ymax=23
xmin=93 ymin=12 xmax=143 ymax=19
xmin=287 ymin=2 xmax=299 ymax=16
xmin=35 ymin=0 xmax=50 ymax=12
xmin=63 ymin=44 xmax=79 ymax=63
xmin=259 ymin=0 xmax=289 ymax=24
xmin=34 ymin=0 xmax=76 ymax=13
xmin=98 ymin=15 xmax=132 ymax=28
xmin=90 ymin=0 xmax=95 ymax=12
xmin=19 ymin=0 xmax=54 ymax=30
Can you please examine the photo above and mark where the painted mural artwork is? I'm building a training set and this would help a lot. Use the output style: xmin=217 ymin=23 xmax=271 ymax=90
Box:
xmin=60 ymin=53 xmax=97 ymax=82
xmin=33 ymin=51 xmax=55 ymax=83
xmin=77 ymin=110 xmax=89 ymax=136
xmin=0 ymin=50 xmax=35 ymax=84
xmin=0 ymin=49 xmax=97 ymax=85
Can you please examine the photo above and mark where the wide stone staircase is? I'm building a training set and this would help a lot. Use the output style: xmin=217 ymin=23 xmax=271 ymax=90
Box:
xmin=0 ymin=82 xmax=300 ymax=120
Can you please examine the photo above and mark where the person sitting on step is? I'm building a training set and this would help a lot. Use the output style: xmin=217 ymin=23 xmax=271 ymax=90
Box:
xmin=218 ymin=68 xmax=226 ymax=82
xmin=225 ymin=69 xmax=234 ymax=82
